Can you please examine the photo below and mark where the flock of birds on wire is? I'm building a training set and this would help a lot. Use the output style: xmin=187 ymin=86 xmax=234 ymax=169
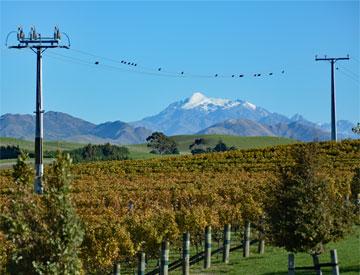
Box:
xmin=92 ymin=57 xmax=285 ymax=79
xmin=47 ymin=48 xmax=359 ymax=84
xmin=51 ymin=48 xmax=285 ymax=78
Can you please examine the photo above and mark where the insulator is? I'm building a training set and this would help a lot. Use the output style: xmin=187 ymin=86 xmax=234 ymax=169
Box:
xmin=57 ymin=30 xmax=61 ymax=40
xmin=33 ymin=28 xmax=37 ymax=40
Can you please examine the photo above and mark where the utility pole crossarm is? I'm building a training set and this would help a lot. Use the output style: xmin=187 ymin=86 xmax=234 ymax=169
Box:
xmin=6 ymin=26 xmax=70 ymax=194
xmin=315 ymin=55 xmax=350 ymax=62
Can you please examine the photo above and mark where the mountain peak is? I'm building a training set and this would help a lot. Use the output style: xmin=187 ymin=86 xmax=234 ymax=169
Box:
xmin=182 ymin=92 xmax=238 ymax=111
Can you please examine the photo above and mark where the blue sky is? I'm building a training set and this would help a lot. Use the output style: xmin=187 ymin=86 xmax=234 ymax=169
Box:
xmin=1 ymin=1 xmax=359 ymax=124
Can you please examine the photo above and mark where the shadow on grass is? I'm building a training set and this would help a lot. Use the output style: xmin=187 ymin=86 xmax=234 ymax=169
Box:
xmin=261 ymin=265 xmax=360 ymax=275
xmin=340 ymin=265 xmax=360 ymax=273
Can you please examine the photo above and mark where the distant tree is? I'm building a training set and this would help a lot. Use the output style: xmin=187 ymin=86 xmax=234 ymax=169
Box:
xmin=0 ymin=145 xmax=22 ymax=159
xmin=213 ymin=140 xmax=229 ymax=152
xmin=352 ymin=123 xmax=360 ymax=135
xmin=189 ymin=138 xmax=206 ymax=149
xmin=69 ymin=143 xmax=129 ymax=163
xmin=266 ymin=144 xmax=354 ymax=257
xmin=189 ymin=138 xmax=210 ymax=155
xmin=146 ymin=132 xmax=179 ymax=155
xmin=189 ymin=139 xmax=236 ymax=155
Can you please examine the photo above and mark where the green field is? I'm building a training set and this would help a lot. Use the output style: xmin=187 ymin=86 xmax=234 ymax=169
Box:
xmin=1 ymin=135 xmax=298 ymax=162
xmin=171 ymin=134 xmax=298 ymax=152
xmin=0 ymin=137 xmax=85 ymax=152
xmin=127 ymin=135 xmax=299 ymax=159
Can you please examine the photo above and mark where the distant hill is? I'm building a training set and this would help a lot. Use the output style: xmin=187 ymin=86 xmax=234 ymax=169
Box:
xmin=197 ymin=119 xmax=275 ymax=136
xmin=0 ymin=112 xmax=152 ymax=145
xmin=198 ymin=119 xmax=331 ymax=142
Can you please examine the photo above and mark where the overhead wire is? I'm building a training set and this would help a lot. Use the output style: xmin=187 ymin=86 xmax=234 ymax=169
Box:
xmin=67 ymin=47 xmax=285 ymax=79
xmin=47 ymin=51 xmax=184 ymax=78
xmin=338 ymin=65 xmax=359 ymax=78
xmin=336 ymin=67 xmax=359 ymax=85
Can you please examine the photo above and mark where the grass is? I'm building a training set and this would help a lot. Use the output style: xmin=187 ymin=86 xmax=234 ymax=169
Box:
xmin=171 ymin=134 xmax=298 ymax=153
xmin=169 ymin=227 xmax=360 ymax=275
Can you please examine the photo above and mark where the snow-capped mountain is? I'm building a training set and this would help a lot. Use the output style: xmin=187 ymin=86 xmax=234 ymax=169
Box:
xmin=132 ymin=92 xmax=356 ymax=140
xmin=133 ymin=92 xmax=290 ymax=135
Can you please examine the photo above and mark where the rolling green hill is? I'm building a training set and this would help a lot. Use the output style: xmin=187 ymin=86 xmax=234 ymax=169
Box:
xmin=171 ymin=134 xmax=298 ymax=152
xmin=1 ymin=135 xmax=298 ymax=162
xmin=0 ymin=137 xmax=85 ymax=152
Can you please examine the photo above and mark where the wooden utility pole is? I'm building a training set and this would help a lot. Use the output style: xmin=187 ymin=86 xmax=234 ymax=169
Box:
xmin=315 ymin=55 xmax=350 ymax=141
xmin=6 ymin=26 xmax=70 ymax=194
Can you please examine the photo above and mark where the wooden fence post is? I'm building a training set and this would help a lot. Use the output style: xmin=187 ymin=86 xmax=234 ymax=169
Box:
xmin=312 ymin=254 xmax=322 ymax=275
xmin=160 ymin=241 xmax=169 ymax=275
xmin=137 ymin=252 xmax=145 ymax=275
xmin=243 ymin=221 xmax=251 ymax=257
xmin=204 ymin=225 xmax=212 ymax=269
xmin=223 ymin=224 xmax=231 ymax=263
xmin=182 ymin=232 xmax=190 ymax=275
xmin=258 ymin=238 xmax=265 ymax=254
xmin=113 ymin=262 xmax=120 ymax=275
xmin=288 ymin=253 xmax=295 ymax=275
xmin=330 ymin=249 xmax=340 ymax=275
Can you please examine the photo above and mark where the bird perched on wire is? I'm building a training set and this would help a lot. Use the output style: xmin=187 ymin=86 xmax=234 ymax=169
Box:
xmin=95 ymin=61 xmax=99 ymax=65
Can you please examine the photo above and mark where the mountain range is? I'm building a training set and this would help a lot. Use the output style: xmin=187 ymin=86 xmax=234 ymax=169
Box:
xmin=0 ymin=112 xmax=151 ymax=144
xmin=0 ymin=92 xmax=357 ymax=144
xmin=133 ymin=92 xmax=357 ymax=141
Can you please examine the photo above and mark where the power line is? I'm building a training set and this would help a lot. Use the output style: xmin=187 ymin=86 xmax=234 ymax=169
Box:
xmin=336 ymin=67 xmax=360 ymax=85
xmin=67 ymin=47 xmax=285 ymax=79
xmin=338 ymin=65 xmax=359 ymax=78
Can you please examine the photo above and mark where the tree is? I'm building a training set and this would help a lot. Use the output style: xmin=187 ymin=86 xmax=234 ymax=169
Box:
xmin=0 ymin=145 xmax=22 ymax=160
xmin=266 ymin=144 xmax=354 ymax=256
xmin=0 ymin=152 xmax=84 ymax=274
xmin=70 ymin=143 xmax=129 ymax=163
xmin=352 ymin=122 xmax=360 ymax=135
xmin=213 ymin=140 xmax=236 ymax=152
xmin=189 ymin=138 xmax=211 ymax=155
xmin=146 ymin=132 xmax=179 ymax=155
xmin=350 ymin=167 xmax=360 ymax=224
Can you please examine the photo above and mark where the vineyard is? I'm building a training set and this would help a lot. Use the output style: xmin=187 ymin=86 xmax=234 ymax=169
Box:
xmin=0 ymin=140 xmax=359 ymax=274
